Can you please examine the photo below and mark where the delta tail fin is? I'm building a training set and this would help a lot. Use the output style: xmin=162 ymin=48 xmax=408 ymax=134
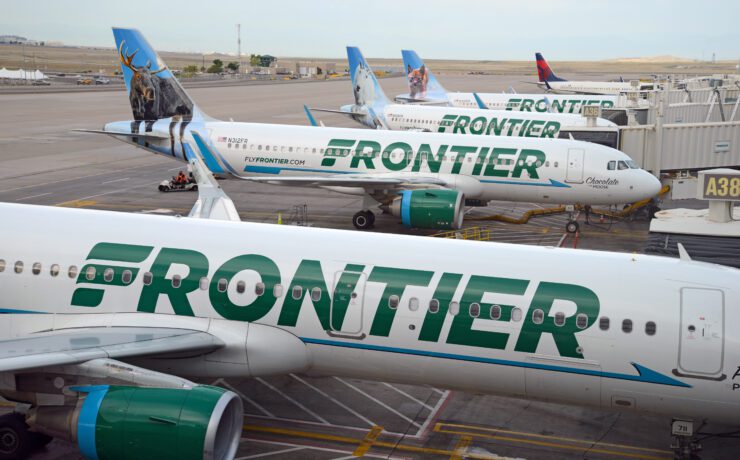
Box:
xmin=112 ymin=28 xmax=208 ymax=125
xmin=400 ymin=50 xmax=448 ymax=103
xmin=535 ymin=52 xmax=566 ymax=83
xmin=346 ymin=46 xmax=390 ymax=128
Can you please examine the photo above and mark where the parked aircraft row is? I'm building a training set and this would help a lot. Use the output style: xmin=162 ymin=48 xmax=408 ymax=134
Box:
xmin=1 ymin=28 xmax=731 ymax=460
xmin=87 ymin=30 xmax=660 ymax=232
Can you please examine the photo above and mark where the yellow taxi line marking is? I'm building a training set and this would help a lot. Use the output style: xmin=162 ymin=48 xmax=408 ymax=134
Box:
xmin=243 ymin=425 xmax=502 ymax=459
xmin=436 ymin=422 xmax=671 ymax=454
xmin=352 ymin=425 xmax=383 ymax=457
xmin=450 ymin=435 xmax=472 ymax=460
xmin=54 ymin=199 xmax=97 ymax=208
xmin=435 ymin=425 xmax=670 ymax=460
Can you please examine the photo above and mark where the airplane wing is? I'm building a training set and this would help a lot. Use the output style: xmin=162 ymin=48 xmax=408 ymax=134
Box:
xmin=0 ymin=327 xmax=223 ymax=373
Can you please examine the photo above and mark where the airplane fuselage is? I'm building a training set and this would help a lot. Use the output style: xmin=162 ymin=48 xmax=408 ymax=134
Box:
xmin=1 ymin=203 xmax=738 ymax=425
xmin=106 ymin=120 xmax=658 ymax=205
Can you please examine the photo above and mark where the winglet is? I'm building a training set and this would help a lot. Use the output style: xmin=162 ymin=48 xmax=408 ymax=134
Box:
xmin=677 ymin=243 xmax=692 ymax=261
xmin=187 ymin=132 xmax=241 ymax=222
xmin=472 ymin=93 xmax=487 ymax=109
xmin=304 ymin=104 xmax=318 ymax=127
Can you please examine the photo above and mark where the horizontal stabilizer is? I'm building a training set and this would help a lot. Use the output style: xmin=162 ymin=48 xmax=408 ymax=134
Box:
xmin=74 ymin=128 xmax=169 ymax=140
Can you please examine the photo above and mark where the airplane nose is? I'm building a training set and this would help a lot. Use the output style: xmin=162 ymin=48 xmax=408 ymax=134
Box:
xmin=645 ymin=172 xmax=662 ymax=197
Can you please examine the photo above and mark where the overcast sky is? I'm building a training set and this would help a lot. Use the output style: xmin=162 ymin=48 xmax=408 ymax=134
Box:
xmin=2 ymin=0 xmax=738 ymax=61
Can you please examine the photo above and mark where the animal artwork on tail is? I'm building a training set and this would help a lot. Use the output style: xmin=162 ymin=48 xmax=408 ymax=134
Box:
xmin=407 ymin=64 xmax=429 ymax=100
xmin=118 ymin=40 xmax=194 ymax=139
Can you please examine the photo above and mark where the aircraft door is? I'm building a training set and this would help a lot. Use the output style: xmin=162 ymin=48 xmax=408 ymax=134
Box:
xmin=565 ymin=148 xmax=585 ymax=183
xmin=677 ymin=288 xmax=725 ymax=378
xmin=328 ymin=270 xmax=367 ymax=339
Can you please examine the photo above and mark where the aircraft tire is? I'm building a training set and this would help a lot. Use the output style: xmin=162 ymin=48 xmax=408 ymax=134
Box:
xmin=0 ymin=413 xmax=34 ymax=460
xmin=352 ymin=211 xmax=373 ymax=230
xmin=566 ymin=221 xmax=579 ymax=234
xmin=367 ymin=211 xmax=376 ymax=226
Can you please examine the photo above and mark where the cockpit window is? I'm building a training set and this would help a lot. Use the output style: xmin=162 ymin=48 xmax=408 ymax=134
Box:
xmin=626 ymin=160 xmax=639 ymax=169
xmin=617 ymin=161 xmax=629 ymax=170
xmin=607 ymin=161 xmax=616 ymax=170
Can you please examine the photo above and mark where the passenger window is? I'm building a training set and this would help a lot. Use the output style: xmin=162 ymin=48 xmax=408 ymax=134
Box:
xmin=258 ymin=145 xmax=262 ymax=151
xmin=0 ymin=259 xmax=5 ymax=272
xmin=255 ymin=282 xmax=265 ymax=296
xmin=69 ymin=265 xmax=78 ymax=279
xmin=32 ymin=262 xmax=42 ymax=275
xmin=121 ymin=269 xmax=132 ymax=284
xmin=645 ymin=321 xmax=657 ymax=336
xmin=599 ymin=316 xmax=610 ymax=330
xmin=607 ymin=160 xmax=616 ymax=170
xmin=449 ymin=301 xmax=460 ymax=316
xmin=172 ymin=274 xmax=182 ymax=288
xmin=142 ymin=271 xmax=152 ymax=285
xmin=532 ymin=309 xmax=544 ymax=324
xmin=236 ymin=280 xmax=246 ymax=294
xmin=14 ymin=261 xmax=23 ymax=274
xmin=311 ymin=287 xmax=322 ymax=302
xmin=429 ymin=299 xmax=439 ymax=313
xmin=273 ymin=284 xmax=283 ymax=297
xmin=388 ymin=295 xmax=399 ymax=309
xmin=554 ymin=162 xmax=559 ymax=167
xmin=217 ymin=278 xmax=228 ymax=293
xmin=409 ymin=297 xmax=419 ymax=311
xmin=104 ymin=267 xmax=114 ymax=282
xmin=490 ymin=305 xmax=501 ymax=320
xmin=292 ymin=285 xmax=303 ymax=300
xmin=199 ymin=277 xmax=209 ymax=290
xmin=622 ymin=319 xmax=633 ymax=333
xmin=555 ymin=311 xmax=566 ymax=327
xmin=512 ymin=307 xmax=523 ymax=322
xmin=50 ymin=264 xmax=60 ymax=277
xmin=576 ymin=314 xmax=588 ymax=329
xmin=85 ymin=266 xmax=96 ymax=281
xmin=289 ymin=147 xmax=293 ymax=153
xmin=469 ymin=302 xmax=480 ymax=318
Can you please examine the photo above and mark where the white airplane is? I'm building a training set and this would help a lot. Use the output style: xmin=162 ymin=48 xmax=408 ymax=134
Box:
xmin=87 ymin=29 xmax=660 ymax=233
xmin=0 ymin=157 xmax=737 ymax=460
xmin=309 ymin=47 xmax=617 ymax=137
xmin=395 ymin=49 xmax=628 ymax=115
xmin=534 ymin=53 xmax=655 ymax=95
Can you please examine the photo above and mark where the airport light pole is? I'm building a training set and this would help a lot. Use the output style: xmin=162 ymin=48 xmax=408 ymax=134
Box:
xmin=237 ymin=23 xmax=242 ymax=77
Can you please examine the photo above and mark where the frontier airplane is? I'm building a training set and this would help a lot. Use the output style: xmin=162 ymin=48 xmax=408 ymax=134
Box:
xmin=309 ymin=47 xmax=617 ymax=139
xmin=86 ymin=29 xmax=660 ymax=232
xmin=0 ymin=153 xmax=737 ymax=460
xmin=396 ymin=49 xmax=632 ymax=117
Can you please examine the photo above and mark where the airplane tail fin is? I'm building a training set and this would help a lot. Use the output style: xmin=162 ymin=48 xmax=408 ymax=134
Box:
xmin=535 ymin=52 xmax=566 ymax=83
xmin=400 ymin=50 xmax=448 ymax=103
xmin=347 ymin=47 xmax=390 ymax=112
xmin=112 ymin=28 xmax=208 ymax=123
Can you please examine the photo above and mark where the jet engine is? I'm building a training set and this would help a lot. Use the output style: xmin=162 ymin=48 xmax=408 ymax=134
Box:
xmin=27 ymin=385 xmax=243 ymax=460
xmin=384 ymin=189 xmax=464 ymax=229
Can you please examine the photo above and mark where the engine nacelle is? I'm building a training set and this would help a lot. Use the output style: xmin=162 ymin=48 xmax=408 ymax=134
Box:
xmin=386 ymin=190 xmax=464 ymax=229
xmin=28 ymin=385 xmax=243 ymax=460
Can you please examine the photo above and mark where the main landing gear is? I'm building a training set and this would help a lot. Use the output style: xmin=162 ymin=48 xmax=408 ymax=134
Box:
xmin=352 ymin=210 xmax=375 ymax=230
xmin=0 ymin=413 xmax=51 ymax=460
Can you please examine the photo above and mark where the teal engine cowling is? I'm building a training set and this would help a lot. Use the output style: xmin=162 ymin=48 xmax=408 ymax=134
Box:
xmin=386 ymin=190 xmax=464 ymax=229
xmin=28 ymin=385 xmax=243 ymax=460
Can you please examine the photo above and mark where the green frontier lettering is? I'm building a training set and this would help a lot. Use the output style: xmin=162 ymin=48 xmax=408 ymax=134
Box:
xmin=514 ymin=282 xmax=600 ymax=358
xmin=277 ymin=260 xmax=365 ymax=331
xmin=367 ymin=267 xmax=433 ymax=337
xmin=102 ymin=245 xmax=600 ymax=359
xmin=209 ymin=255 xmax=281 ymax=322
xmin=137 ymin=248 xmax=208 ymax=316
xmin=72 ymin=242 xmax=153 ymax=308
xmin=321 ymin=139 xmax=355 ymax=167
xmin=446 ymin=276 xmax=529 ymax=349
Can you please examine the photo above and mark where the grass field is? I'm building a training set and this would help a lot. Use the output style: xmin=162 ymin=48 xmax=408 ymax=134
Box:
xmin=1 ymin=44 xmax=736 ymax=77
